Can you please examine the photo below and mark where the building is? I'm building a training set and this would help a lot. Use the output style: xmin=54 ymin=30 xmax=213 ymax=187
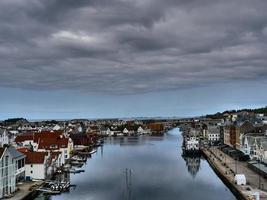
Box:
xmin=0 ymin=147 xmax=16 ymax=198
xmin=0 ymin=129 xmax=9 ymax=147
xmin=147 ymin=123 xmax=164 ymax=134
xmin=37 ymin=137 xmax=73 ymax=166
xmin=21 ymin=151 xmax=49 ymax=180
xmin=223 ymin=125 xmax=236 ymax=147
xmin=224 ymin=121 xmax=254 ymax=149
xmin=7 ymin=146 xmax=26 ymax=182
xmin=100 ymin=127 xmax=113 ymax=136
xmin=137 ymin=126 xmax=144 ymax=135
xmin=15 ymin=131 xmax=73 ymax=165
xmin=259 ymin=140 xmax=267 ymax=163
xmin=206 ymin=126 xmax=220 ymax=145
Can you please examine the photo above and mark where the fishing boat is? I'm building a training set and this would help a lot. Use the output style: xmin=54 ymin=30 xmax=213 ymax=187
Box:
xmin=89 ymin=149 xmax=97 ymax=154
xmin=71 ymin=155 xmax=86 ymax=162
xmin=36 ymin=188 xmax=61 ymax=194
xmin=67 ymin=168 xmax=85 ymax=174
xmin=71 ymin=161 xmax=84 ymax=167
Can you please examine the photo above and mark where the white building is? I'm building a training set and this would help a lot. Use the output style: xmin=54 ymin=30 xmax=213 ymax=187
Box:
xmin=123 ymin=128 xmax=129 ymax=135
xmin=37 ymin=137 xmax=73 ymax=166
xmin=23 ymin=152 xmax=50 ymax=180
xmin=7 ymin=146 xmax=26 ymax=182
xmin=0 ymin=129 xmax=9 ymax=147
xmin=206 ymin=126 xmax=220 ymax=144
xmin=0 ymin=147 xmax=16 ymax=198
xmin=185 ymin=137 xmax=199 ymax=151
xmin=52 ymin=124 xmax=62 ymax=131
xmin=100 ymin=127 xmax=113 ymax=136
xmin=137 ymin=126 xmax=144 ymax=135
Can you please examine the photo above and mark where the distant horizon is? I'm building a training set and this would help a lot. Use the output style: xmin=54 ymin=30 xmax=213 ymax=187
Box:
xmin=1 ymin=104 xmax=266 ymax=122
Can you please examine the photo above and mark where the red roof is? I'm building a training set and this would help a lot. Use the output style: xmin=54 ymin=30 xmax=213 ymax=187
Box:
xmin=17 ymin=147 xmax=31 ymax=153
xmin=15 ymin=134 xmax=34 ymax=143
xmin=15 ymin=131 xmax=66 ymax=144
xmin=22 ymin=152 xmax=47 ymax=164
xmin=38 ymin=137 xmax=69 ymax=150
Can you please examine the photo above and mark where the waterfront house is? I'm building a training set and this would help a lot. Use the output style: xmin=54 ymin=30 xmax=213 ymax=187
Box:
xmin=100 ymin=127 xmax=113 ymax=136
xmin=70 ymin=133 xmax=92 ymax=147
xmin=206 ymin=126 xmax=220 ymax=145
xmin=21 ymin=151 xmax=50 ymax=180
xmin=0 ymin=147 xmax=16 ymax=198
xmin=137 ymin=126 xmax=144 ymax=135
xmin=15 ymin=131 xmax=73 ymax=165
xmin=37 ymin=136 xmax=73 ymax=166
xmin=14 ymin=133 xmax=38 ymax=150
xmin=7 ymin=146 xmax=26 ymax=182
xmin=123 ymin=128 xmax=129 ymax=135
xmin=147 ymin=123 xmax=165 ymax=134
xmin=0 ymin=128 xmax=9 ymax=147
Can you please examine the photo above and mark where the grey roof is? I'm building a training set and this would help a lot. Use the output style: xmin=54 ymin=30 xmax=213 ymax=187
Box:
xmin=0 ymin=128 xmax=6 ymax=135
xmin=7 ymin=146 xmax=26 ymax=159
xmin=207 ymin=126 xmax=220 ymax=134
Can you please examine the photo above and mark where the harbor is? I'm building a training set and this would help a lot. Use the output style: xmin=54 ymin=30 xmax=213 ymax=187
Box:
xmin=33 ymin=128 xmax=236 ymax=200
xmin=182 ymin=128 xmax=267 ymax=200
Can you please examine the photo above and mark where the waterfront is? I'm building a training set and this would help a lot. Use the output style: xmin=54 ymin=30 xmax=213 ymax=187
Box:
xmin=35 ymin=128 xmax=236 ymax=200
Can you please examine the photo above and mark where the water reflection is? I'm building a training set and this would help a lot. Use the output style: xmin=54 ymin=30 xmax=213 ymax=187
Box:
xmin=182 ymin=155 xmax=201 ymax=178
xmin=35 ymin=128 xmax=236 ymax=200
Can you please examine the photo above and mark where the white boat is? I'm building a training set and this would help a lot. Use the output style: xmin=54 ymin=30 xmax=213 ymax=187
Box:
xmin=71 ymin=155 xmax=86 ymax=162
xmin=36 ymin=188 xmax=61 ymax=194
xmin=89 ymin=149 xmax=97 ymax=154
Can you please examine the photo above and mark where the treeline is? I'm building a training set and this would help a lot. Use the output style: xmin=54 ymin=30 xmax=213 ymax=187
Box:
xmin=206 ymin=106 xmax=267 ymax=119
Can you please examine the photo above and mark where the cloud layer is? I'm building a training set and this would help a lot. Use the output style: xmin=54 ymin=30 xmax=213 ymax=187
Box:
xmin=1 ymin=0 xmax=267 ymax=94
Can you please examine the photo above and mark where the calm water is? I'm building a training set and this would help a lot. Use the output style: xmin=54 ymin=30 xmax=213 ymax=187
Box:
xmin=36 ymin=128 xmax=236 ymax=200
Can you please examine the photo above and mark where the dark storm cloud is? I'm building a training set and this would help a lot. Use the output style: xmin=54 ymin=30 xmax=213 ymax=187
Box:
xmin=1 ymin=0 xmax=267 ymax=94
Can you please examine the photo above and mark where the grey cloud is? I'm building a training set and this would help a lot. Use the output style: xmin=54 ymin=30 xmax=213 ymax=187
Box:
xmin=0 ymin=0 xmax=267 ymax=94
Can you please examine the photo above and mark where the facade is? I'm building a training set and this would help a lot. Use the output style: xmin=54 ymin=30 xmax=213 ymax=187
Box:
xmin=137 ymin=126 xmax=144 ymax=134
xmin=0 ymin=147 xmax=16 ymax=198
xmin=259 ymin=140 xmax=267 ymax=163
xmin=185 ymin=136 xmax=199 ymax=151
xmin=0 ymin=129 xmax=9 ymax=147
xmin=123 ymin=128 xmax=129 ymax=135
xmin=223 ymin=125 xmax=237 ymax=147
xmin=22 ymin=152 xmax=49 ymax=180
xmin=37 ymin=137 xmax=73 ymax=166
xmin=100 ymin=127 xmax=112 ymax=136
xmin=206 ymin=126 xmax=220 ymax=145
xmin=15 ymin=131 xmax=73 ymax=166
xmin=7 ymin=146 xmax=26 ymax=182
xmin=236 ymin=121 xmax=255 ymax=150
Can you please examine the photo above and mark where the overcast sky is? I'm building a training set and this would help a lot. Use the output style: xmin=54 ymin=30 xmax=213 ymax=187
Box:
xmin=1 ymin=0 xmax=267 ymax=119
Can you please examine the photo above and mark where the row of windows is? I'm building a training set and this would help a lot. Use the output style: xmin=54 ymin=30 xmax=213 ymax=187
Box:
xmin=16 ymin=159 xmax=25 ymax=170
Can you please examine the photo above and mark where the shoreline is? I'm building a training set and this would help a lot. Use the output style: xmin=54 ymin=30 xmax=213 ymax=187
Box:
xmin=202 ymin=149 xmax=249 ymax=200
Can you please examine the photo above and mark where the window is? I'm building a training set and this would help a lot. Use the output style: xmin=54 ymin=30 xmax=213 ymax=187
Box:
xmin=31 ymin=164 xmax=33 ymax=167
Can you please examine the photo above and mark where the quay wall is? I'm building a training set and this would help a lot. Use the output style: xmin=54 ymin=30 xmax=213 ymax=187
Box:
xmin=202 ymin=149 xmax=249 ymax=200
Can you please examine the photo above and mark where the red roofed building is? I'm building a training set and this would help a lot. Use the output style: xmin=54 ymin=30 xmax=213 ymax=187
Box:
xmin=19 ymin=151 xmax=49 ymax=180
xmin=37 ymin=137 xmax=73 ymax=166
xmin=15 ymin=131 xmax=73 ymax=165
